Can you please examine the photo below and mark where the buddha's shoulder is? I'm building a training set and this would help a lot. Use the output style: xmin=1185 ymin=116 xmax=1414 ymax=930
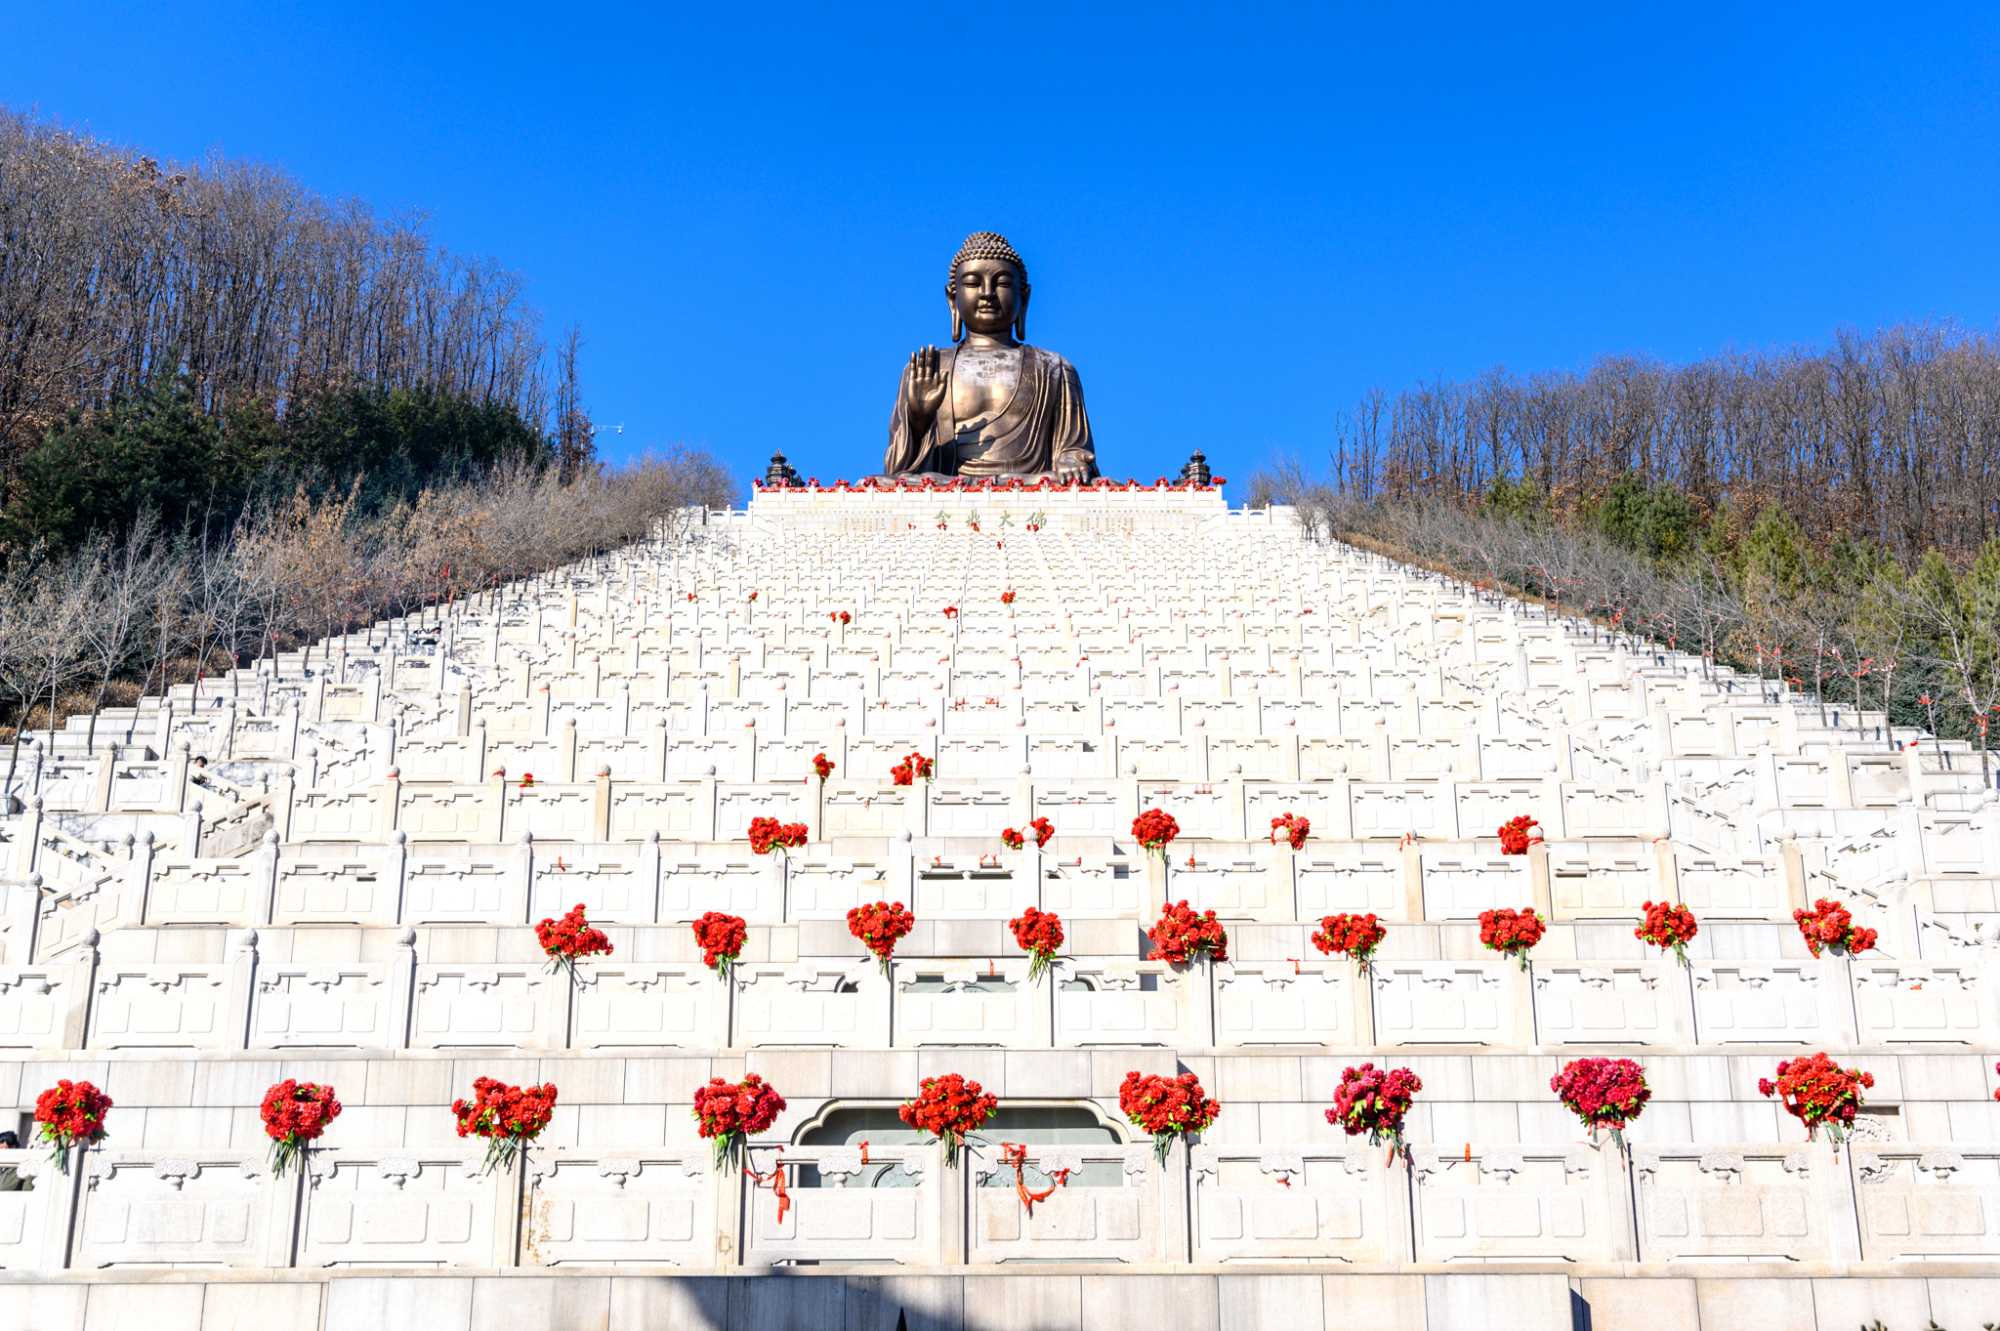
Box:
xmin=1022 ymin=345 xmax=1079 ymax=375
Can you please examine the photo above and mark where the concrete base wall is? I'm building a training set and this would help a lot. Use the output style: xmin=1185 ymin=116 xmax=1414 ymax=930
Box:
xmin=3 ymin=1269 xmax=1995 ymax=1331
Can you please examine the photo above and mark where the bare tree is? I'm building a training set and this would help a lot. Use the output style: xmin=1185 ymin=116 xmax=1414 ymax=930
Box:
xmin=79 ymin=514 xmax=163 ymax=752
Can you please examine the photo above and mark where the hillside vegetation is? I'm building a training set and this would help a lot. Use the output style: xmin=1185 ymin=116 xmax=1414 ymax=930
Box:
xmin=0 ymin=107 xmax=734 ymax=745
xmin=1254 ymin=323 xmax=2000 ymax=773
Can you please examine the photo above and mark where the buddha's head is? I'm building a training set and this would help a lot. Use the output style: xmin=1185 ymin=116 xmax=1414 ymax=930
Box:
xmin=947 ymin=231 xmax=1029 ymax=345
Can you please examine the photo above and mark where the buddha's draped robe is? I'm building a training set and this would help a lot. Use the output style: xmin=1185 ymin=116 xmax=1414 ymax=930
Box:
xmin=884 ymin=344 xmax=1098 ymax=478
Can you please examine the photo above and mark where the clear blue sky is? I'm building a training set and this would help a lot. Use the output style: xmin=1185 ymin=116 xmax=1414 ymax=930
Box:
xmin=6 ymin=3 xmax=1999 ymax=500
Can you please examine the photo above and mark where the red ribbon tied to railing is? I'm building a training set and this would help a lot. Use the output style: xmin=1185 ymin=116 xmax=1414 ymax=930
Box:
xmin=744 ymin=1147 xmax=791 ymax=1224
xmin=1001 ymin=1142 xmax=1068 ymax=1216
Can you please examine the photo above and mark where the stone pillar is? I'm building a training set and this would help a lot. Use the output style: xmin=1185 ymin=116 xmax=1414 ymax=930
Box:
xmin=227 ymin=928 xmax=260 ymax=1050
xmin=592 ymin=765 xmax=613 ymax=841
xmin=509 ymin=833 xmax=535 ymax=926
xmin=255 ymin=830 xmax=280 ymax=928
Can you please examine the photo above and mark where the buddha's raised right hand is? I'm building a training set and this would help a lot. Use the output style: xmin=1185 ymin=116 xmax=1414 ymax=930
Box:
xmin=904 ymin=346 xmax=948 ymax=427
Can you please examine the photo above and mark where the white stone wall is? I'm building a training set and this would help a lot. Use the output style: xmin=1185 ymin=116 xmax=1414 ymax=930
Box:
xmin=0 ymin=486 xmax=1995 ymax=1328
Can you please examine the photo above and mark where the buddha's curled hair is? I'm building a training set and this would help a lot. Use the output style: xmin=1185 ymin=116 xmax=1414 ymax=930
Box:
xmin=949 ymin=232 xmax=1027 ymax=286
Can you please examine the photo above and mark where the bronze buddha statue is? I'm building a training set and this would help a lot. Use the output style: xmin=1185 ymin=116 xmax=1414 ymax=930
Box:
xmin=884 ymin=233 xmax=1098 ymax=481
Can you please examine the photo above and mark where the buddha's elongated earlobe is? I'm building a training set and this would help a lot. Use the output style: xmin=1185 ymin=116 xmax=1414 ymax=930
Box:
xmin=1014 ymin=312 xmax=1026 ymax=343
xmin=952 ymin=307 xmax=964 ymax=343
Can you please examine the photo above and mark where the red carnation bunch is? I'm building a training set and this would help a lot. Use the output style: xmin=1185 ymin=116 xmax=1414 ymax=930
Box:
xmin=890 ymin=750 xmax=935 ymax=786
xmin=519 ymin=773 xmax=536 ymax=789
xmin=748 ymin=816 xmax=809 ymax=857
xmin=1551 ymin=1057 xmax=1651 ymax=1151
xmin=1635 ymin=900 xmax=1698 ymax=966
xmin=1148 ymin=899 xmax=1229 ymax=964
xmin=848 ymin=900 xmax=916 ymax=976
xmin=1000 ymin=590 xmax=1016 ymax=605
xmin=1329 ymin=1063 xmax=1422 ymax=1154
xmin=1497 ymin=815 xmax=1541 ymax=855
xmin=1478 ymin=907 xmax=1546 ymax=969
xmin=1009 ymin=906 xmax=1065 ymax=982
xmin=1759 ymin=1052 xmax=1875 ymax=1144
xmin=1312 ymin=912 xmax=1388 ymax=967
xmin=1793 ymin=898 xmax=1878 ymax=958
xmin=693 ymin=1073 xmax=786 ymax=1170
xmin=692 ymin=911 xmax=748 ymax=981
xmin=1028 ymin=816 xmax=1054 ymax=848
xmin=452 ymin=1076 xmax=558 ymax=1174
xmin=535 ymin=904 xmax=613 ymax=979
xmin=260 ymin=1079 xmax=342 ymax=1178
xmin=899 ymin=1073 xmax=997 ymax=1167
xmin=33 ymin=1079 xmax=112 ymax=1170
xmin=812 ymin=752 xmax=835 ymax=785
xmin=943 ymin=604 xmax=959 ymax=619
xmin=1132 ymin=807 xmax=1180 ymax=857
xmin=830 ymin=610 xmax=851 ymax=625
xmin=1269 ymin=812 xmax=1310 ymax=850
xmin=1000 ymin=826 xmax=1026 ymax=849
xmin=1119 ymin=1071 xmax=1220 ymax=1162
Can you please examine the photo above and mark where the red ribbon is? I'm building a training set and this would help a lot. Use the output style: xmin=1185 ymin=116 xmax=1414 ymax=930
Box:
xmin=859 ymin=1141 xmax=869 ymax=1165
xmin=744 ymin=1150 xmax=791 ymax=1224
xmin=1001 ymin=1143 xmax=1067 ymax=1215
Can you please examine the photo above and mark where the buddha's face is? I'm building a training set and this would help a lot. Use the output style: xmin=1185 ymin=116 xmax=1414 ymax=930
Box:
xmin=949 ymin=258 xmax=1028 ymax=339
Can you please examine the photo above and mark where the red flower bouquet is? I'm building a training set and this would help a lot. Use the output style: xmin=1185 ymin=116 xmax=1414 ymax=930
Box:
xmin=1478 ymin=906 xmax=1546 ymax=969
xmin=692 ymin=911 xmax=748 ymax=982
xmin=1148 ymin=899 xmax=1229 ymax=964
xmin=899 ymin=1073 xmax=998 ymax=1167
xmin=1551 ymin=1057 xmax=1651 ymax=1151
xmin=943 ymin=605 xmax=959 ymax=619
xmin=848 ymin=900 xmax=916 ymax=976
xmin=535 ymin=903 xmax=613 ymax=978
xmin=693 ymin=1073 xmax=786 ymax=1169
xmin=1329 ymin=1063 xmax=1422 ymax=1154
xmin=452 ymin=1076 xmax=558 ymax=1174
xmin=1000 ymin=590 xmax=1016 ymax=605
xmin=748 ymin=816 xmax=809 ymax=857
xmin=1119 ymin=1070 xmax=1220 ymax=1162
xmin=1132 ymin=807 xmax=1180 ymax=857
xmin=890 ymin=750 xmax=935 ymax=786
xmin=1759 ymin=1052 xmax=1875 ymax=1144
xmin=1009 ymin=906 xmax=1065 ymax=982
xmin=1497 ymin=815 xmax=1541 ymax=855
xmin=1635 ymin=900 xmax=1698 ymax=966
xmin=830 ymin=610 xmax=851 ymax=625
xmin=519 ymin=773 xmax=536 ymax=790
xmin=1000 ymin=826 xmax=1026 ymax=850
xmin=33 ymin=1079 xmax=111 ymax=1170
xmin=260 ymin=1079 xmax=342 ymax=1178
xmin=1793 ymin=898 xmax=1879 ymax=958
xmin=1029 ymin=816 xmax=1054 ymax=848
xmin=1312 ymin=912 xmax=1388 ymax=967
xmin=1269 ymin=812 xmax=1310 ymax=850
xmin=812 ymin=752 xmax=835 ymax=785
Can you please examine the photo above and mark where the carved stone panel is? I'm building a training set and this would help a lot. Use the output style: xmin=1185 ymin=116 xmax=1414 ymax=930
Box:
xmin=76 ymin=1150 xmax=293 ymax=1268
xmin=523 ymin=1150 xmax=718 ymax=1265
xmin=1192 ymin=1145 xmax=1397 ymax=1263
